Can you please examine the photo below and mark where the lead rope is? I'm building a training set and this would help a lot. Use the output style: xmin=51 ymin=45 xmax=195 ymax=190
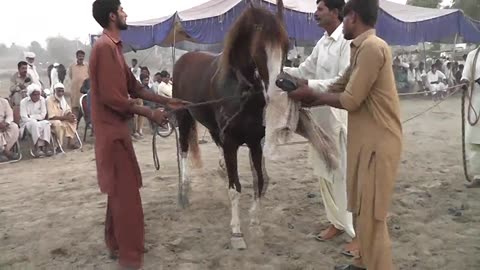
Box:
xmin=461 ymin=47 xmax=480 ymax=182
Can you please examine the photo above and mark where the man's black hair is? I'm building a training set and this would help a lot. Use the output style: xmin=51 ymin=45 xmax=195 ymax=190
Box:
xmin=159 ymin=70 xmax=170 ymax=78
xmin=154 ymin=72 xmax=162 ymax=77
xmin=316 ymin=0 xmax=346 ymax=21
xmin=17 ymin=61 xmax=28 ymax=69
xmin=76 ymin=50 xmax=85 ymax=57
xmin=132 ymin=58 xmax=138 ymax=63
xmin=92 ymin=0 xmax=121 ymax=28
xmin=343 ymin=0 xmax=378 ymax=27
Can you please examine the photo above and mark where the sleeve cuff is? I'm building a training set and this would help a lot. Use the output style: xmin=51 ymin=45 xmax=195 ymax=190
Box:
xmin=339 ymin=92 xmax=359 ymax=112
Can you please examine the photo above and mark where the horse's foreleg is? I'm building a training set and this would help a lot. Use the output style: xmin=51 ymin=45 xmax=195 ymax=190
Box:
xmin=248 ymin=141 xmax=269 ymax=228
xmin=176 ymin=113 xmax=194 ymax=209
xmin=223 ymin=140 xmax=246 ymax=250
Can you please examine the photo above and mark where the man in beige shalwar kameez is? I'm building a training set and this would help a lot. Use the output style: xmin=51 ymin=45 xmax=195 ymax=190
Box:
xmin=47 ymin=83 xmax=78 ymax=150
xmin=0 ymin=98 xmax=20 ymax=162
xmin=68 ymin=50 xmax=89 ymax=125
xmin=287 ymin=0 xmax=402 ymax=269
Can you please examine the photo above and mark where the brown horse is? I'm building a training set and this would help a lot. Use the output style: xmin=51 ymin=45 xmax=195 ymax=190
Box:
xmin=172 ymin=0 xmax=289 ymax=249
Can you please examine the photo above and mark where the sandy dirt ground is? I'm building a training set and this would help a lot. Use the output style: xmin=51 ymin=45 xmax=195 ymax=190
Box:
xmin=0 ymin=96 xmax=479 ymax=270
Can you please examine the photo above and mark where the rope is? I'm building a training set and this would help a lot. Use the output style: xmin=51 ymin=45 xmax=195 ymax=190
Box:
xmin=402 ymin=84 xmax=464 ymax=124
xmin=152 ymin=125 xmax=160 ymax=170
xmin=461 ymin=87 xmax=472 ymax=182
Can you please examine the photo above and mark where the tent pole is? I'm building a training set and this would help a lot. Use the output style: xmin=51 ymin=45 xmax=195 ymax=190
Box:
xmin=452 ymin=33 xmax=458 ymax=59
xmin=422 ymin=42 xmax=427 ymax=67
xmin=172 ymin=23 xmax=177 ymax=70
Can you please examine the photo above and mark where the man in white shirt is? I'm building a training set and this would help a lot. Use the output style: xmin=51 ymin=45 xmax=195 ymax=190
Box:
xmin=25 ymin=52 xmax=41 ymax=86
xmin=131 ymin=58 xmax=141 ymax=82
xmin=462 ymin=47 xmax=480 ymax=188
xmin=427 ymin=64 xmax=447 ymax=99
xmin=407 ymin=63 xmax=416 ymax=91
xmin=153 ymin=71 xmax=172 ymax=97
xmin=283 ymin=0 xmax=356 ymax=254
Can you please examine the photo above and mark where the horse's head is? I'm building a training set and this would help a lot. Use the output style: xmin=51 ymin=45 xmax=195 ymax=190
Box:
xmin=220 ymin=0 xmax=289 ymax=94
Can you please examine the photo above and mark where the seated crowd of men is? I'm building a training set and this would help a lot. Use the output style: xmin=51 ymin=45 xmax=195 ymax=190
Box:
xmin=394 ymin=55 xmax=466 ymax=99
xmin=0 ymin=54 xmax=173 ymax=162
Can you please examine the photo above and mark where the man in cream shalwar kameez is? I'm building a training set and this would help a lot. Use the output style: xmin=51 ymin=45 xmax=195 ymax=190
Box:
xmin=284 ymin=0 xmax=355 ymax=245
xmin=0 ymin=98 xmax=20 ymax=162
xmin=462 ymin=47 xmax=480 ymax=188
xmin=68 ymin=50 xmax=89 ymax=124
xmin=47 ymin=83 xmax=78 ymax=149
xmin=287 ymin=1 xmax=403 ymax=269
xmin=20 ymin=84 xmax=52 ymax=157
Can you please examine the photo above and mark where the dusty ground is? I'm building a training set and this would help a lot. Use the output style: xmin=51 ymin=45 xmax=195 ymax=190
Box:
xmin=0 ymin=96 xmax=479 ymax=270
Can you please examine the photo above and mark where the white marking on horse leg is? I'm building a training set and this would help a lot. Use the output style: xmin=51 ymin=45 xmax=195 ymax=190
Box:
xmin=229 ymin=188 xmax=241 ymax=234
xmin=228 ymin=188 xmax=246 ymax=250
xmin=178 ymin=151 xmax=190 ymax=208
xmin=249 ymin=198 xmax=261 ymax=226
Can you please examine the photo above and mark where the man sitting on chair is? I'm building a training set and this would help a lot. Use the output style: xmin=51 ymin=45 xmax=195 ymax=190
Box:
xmin=0 ymin=97 xmax=20 ymax=162
xmin=20 ymin=84 xmax=53 ymax=157
xmin=47 ymin=83 xmax=79 ymax=150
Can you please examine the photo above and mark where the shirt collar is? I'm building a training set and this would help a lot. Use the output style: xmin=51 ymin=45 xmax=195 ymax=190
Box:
xmin=324 ymin=23 xmax=343 ymax=41
xmin=352 ymin=29 xmax=376 ymax=48
xmin=103 ymin=29 xmax=122 ymax=45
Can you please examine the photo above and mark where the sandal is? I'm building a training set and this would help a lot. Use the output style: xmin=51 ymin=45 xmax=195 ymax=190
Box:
xmin=315 ymin=225 xmax=344 ymax=241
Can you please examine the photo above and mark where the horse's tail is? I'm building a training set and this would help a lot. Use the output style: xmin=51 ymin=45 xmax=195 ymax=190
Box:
xmin=277 ymin=0 xmax=285 ymax=23
xmin=188 ymin=121 xmax=203 ymax=169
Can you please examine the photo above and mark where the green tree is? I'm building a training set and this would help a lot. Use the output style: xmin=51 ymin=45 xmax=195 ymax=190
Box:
xmin=28 ymin=41 xmax=47 ymax=63
xmin=407 ymin=0 xmax=442 ymax=8
xmin=451 ymin=0 xmax=480 ymax=20
xmin=0 ymin=43 xmax=8 ymax=57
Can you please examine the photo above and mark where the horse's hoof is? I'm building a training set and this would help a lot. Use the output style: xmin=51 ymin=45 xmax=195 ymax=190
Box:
xmin=249 ymin=224 xmax=264 ymax=238
xmin=230 ymin=235 xmax=247 ymax=250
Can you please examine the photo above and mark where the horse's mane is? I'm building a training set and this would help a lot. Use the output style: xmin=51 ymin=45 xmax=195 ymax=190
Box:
xmin=219 ymin=0 xmax=287 ymax=80
xmin=57 ymin=64 xmax=66 ymax=83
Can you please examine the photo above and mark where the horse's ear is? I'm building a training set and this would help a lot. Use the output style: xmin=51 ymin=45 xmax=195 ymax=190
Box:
xmin=277 ymin=0 xmax=285 ymax=23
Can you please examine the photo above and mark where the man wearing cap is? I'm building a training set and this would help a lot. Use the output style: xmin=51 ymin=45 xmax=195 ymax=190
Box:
xmin=25 ymin=52 xmax=41 ymax=86
xmin=20 ymin=84 xmax=53 ymax=157
xmin=47 ymin=83 xmax=79 ymax=150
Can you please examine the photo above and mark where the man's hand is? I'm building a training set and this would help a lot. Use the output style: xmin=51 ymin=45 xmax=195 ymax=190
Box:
xmin=151 ymin=108 xmax=169 ymax=125
xmin=66 ymin=113 xmax=76 ymax=123
xmin=0 ymin=122 xmax=8 ymax=131
xmin=287 ymin=85 xmax=319 ymax=105
xmin=166 ymin=98 xmax=190 ymax=111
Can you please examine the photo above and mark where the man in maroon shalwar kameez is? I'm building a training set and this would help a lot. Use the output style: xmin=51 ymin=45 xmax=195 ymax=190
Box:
xmin=90 ymin=1 xmax=188 ymax=269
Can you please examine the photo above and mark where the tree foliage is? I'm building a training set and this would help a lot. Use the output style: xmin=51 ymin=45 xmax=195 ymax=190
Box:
xmin=407 ymin=0 xmax=442 ymax=8
xmin=450 ymin=0 xmax=480 ymax=20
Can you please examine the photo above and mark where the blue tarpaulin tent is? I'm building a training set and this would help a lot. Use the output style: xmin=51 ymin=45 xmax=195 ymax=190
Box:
xmin=91 ymin=0 xmax=480 ymax=51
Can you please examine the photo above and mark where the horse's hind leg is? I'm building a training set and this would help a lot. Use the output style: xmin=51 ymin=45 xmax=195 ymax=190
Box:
xmin=209 ymin=129 xmax=227 ymax=177
xmin=223 ymin=137 xmax=246 ymax=250
xmin=175 ymin=111 xmax=194 ymax=208
xmin=247 ymin=140 xmax=269 ymax=229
